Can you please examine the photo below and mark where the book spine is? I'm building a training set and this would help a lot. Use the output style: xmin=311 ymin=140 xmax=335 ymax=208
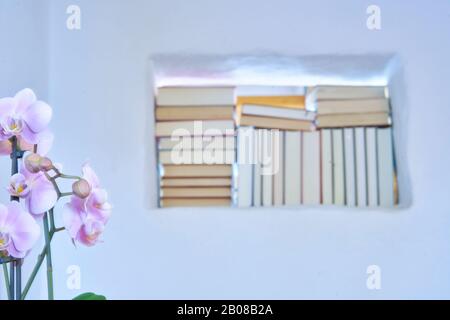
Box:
xmin=377 ymin=127 xmax=395 ymax=207
xmin=284 ymin=131 xmax=302 ymax=205
xmin=355 ymin=128 xmax=367 ymax=206
xmin=366 ymin=128 xmax=379 ymax=206
xmin=273 ymin=131 xmax=285 ymax=206
xmin=344 ymin=128 xmax=356 ymax=206
xmin=321 ymin=129 xmax=333 ymax=205
xmin=302 ymin=131 xmax=320 ymax=205
xmin=332 ymin=129 xmax=345 ymax=205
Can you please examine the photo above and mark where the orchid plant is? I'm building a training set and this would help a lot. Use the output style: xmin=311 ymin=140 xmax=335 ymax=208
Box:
xmin=0 ymin=88 xmax=112 ymax=300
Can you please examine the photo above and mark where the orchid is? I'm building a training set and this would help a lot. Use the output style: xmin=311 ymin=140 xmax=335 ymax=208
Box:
xmin=0 ymin=88 xmax=52 ymax=146
xmin=0 ymin=88 xmax=111 ymax=300
xmin=8 ymin=154 xmax=58 ymax=217
xmin=63 ymin=164 xmax=111 ymax=246
xmin=0 ymin=201 xmax=40 ymax=259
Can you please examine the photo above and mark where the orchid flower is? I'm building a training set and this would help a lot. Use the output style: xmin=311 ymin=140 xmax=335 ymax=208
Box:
xmin=63 ymin=164 xmax=111 ymax=246
xmin=0 ymin=201 xmax=40 ymax=258
xmin=0 ymin=88 xmax=52 ymax=147
xmin=8 ymin=153 xmax=58 ymax=217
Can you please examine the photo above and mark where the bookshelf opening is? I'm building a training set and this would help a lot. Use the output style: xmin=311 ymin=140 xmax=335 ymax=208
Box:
xmin=152 ymin=55 xmax=406 ymax=209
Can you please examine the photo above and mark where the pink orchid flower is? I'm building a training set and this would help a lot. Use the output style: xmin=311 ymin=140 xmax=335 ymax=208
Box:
xmin=0 ymin=88 xmax=52 ymax=146
xmin=8 ymin=155 xmax=58 ymax=216
xmin=63 ymin=164 xmax=111 ymax=246
xmin=0 ymin=201 xmax=40 ymax=258
xmin=0 ymin=130 xmax=54 ymax=156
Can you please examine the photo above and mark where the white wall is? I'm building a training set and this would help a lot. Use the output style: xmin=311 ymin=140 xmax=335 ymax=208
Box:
xmin=3 ymin=0 xmax=450 ymax=299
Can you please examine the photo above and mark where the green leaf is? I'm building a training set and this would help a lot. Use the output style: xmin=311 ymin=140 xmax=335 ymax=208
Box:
xmin=72 ymin=292 xmax=106 ymax=300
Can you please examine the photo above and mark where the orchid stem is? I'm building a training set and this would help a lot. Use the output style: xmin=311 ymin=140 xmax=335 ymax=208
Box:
xmin=58 ymin=192 xmax=73 ymax=198
xmin=49 ymin=208 xmax=56 ymax=231
xmin=2 ymin=263 xmax=11 ymax=300
xmin=21 ymin=233 xmax=53 ymax=300
xmin=43 ymin=212 xmax=54 ymax=300
xmin=58 ymin=174 xmax=81 ymax=180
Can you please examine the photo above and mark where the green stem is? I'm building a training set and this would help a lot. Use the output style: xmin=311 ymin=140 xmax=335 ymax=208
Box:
xmin=21 ymin=223 xmax=65 ymax=300
xmin=49 ymin=208 xmax=56 ymax=231
xmin=59 ymin=192 xmax=73 ymax=198
xmin=21 ymin=233 xmax=52 ymax=300
xmin=58 ymin=173 xmax=82 ymax=180
xmin=2 ymin=263 xmax=11 ymax=300
xmin=43 ymin=213 xmax=54 ymax=300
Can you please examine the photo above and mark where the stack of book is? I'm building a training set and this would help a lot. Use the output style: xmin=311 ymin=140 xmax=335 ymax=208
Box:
xmin=306 ymin=86 xmax=390 ymax=128
xmin=236 ymin=86 xmax=397 ymax=208
xmin=307 ymin=86 xmax=395 ymax=207
xmin=155 ymin=87 xmax=236 ymax=207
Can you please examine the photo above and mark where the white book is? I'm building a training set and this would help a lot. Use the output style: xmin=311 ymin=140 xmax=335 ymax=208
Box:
xmin=366 ymin=128 xmax=379 ymax=206
xmin=155 ymin=120 xmax=234 ymax=137
xmin=242 ymin=104 xmax=315 ymax=121
xmin=261 ymin=129 xmax=273 ymax=207
xmin=377 ymin=127 xmax=395 ymax=207
xmin=354 ymin=128 xmax=367 ymax=207
xmin=252 ymin=129 xmax=262 ymax=207
xmin=157 ymin=87 xmax=235 ymax=106
xmin=316 ymin=98 xmax=390 ymax=115
xmin=284 ymin=131 xmax=302 ymax=205
xmin=321 ymin=129 xmax=333 ymax=205
xmin=158 ymin=136 xmax=235 ymax=150
xmin=273 ymin=131 xmax=284 ymax=206
xmin=306 ymin=86 xmax=386 ymax=107
xmin=344 ymin=128 xmax=356 ymax=206
xmin=302 ymin=131 xmax=320 ymax=205
xmin=158 ymin=150 xmax=235 ymax=165
xmin=332 ymin=129 xmax=345 ymax=205
xmin=237 ymin=127 xmax=255 ymax=207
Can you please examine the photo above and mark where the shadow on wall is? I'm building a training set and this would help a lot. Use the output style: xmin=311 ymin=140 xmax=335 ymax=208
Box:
xmin=143 ymin=53 xmax=411 ymax=209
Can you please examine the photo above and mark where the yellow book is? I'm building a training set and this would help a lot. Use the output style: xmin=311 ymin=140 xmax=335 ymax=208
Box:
xmin=236 ymin=95 xmax=305 ymax=124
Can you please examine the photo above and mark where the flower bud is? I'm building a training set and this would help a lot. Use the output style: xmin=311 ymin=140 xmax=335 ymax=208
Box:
xmin=72 ymin=179 xmax=91 ymax=199
xmin=39 ymin=157 xmax=53 ymax=172
xmin=24 ymin=153 xmax=42 ymax=173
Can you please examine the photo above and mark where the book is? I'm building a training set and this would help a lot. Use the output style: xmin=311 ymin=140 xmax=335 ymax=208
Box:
xmin=160 ymin=187 xmax=231 ymax=198
xmin=273 ymin=131 xmax=284 ymax=206
xmin=252 ymin=129 xmax=263 ymax=207
xmin=354 ymin=128 xmax=367 ymax=206
xmin=236 ymin=95 xmax=305 ymax=109
xmin=158 ymin=136 xmax=235 ymax=150
xmin=157 ymin=87 xmax=235 ymax=106
xmin=237 ymin=127 xmax=255 ymax=207
xmin=306 ymin=86 xmax=386 ymax=106
xmin=160 ymin=178 xmax=231 ymax=187
xmin=316 ymin=98 xmax=389 ymax=115
xmin=158 ymin=150 xmax=235 ymax=165
xmin=344 ymin=128 xmax=356 ymax=207
xmin=155 ymin=120 xmax=235 ymax=137
xmin=160 ymin=164 xmax=232 ymax=177
xmin=302 ymin=131 xmax=320 ymax=204
xmin=261 ymin=129 xmax=273 ymax=206
xmin=155 ymin=106 xmax=233 ymax=121
xmin=239 ymin=115 xmax=315 ymax=131
xmin=321 ymin=129 xmax=333 ymax=205
xmin=160 ymin=198 xmax=231 ymax=207
xmin=366 ymin=128 xmax=378 ymax=206
xmin=284 ymin=131 xmax=302 ymax=205
xmin=377 ymin=127 xmax=395 ymax=207
xmin=332 ymin=129 xmax=345 ymax=205
xmin=316 ymin=112 xmax=390 ymax=128
xmin=241 ymin=104 xmax=316 ymax=121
